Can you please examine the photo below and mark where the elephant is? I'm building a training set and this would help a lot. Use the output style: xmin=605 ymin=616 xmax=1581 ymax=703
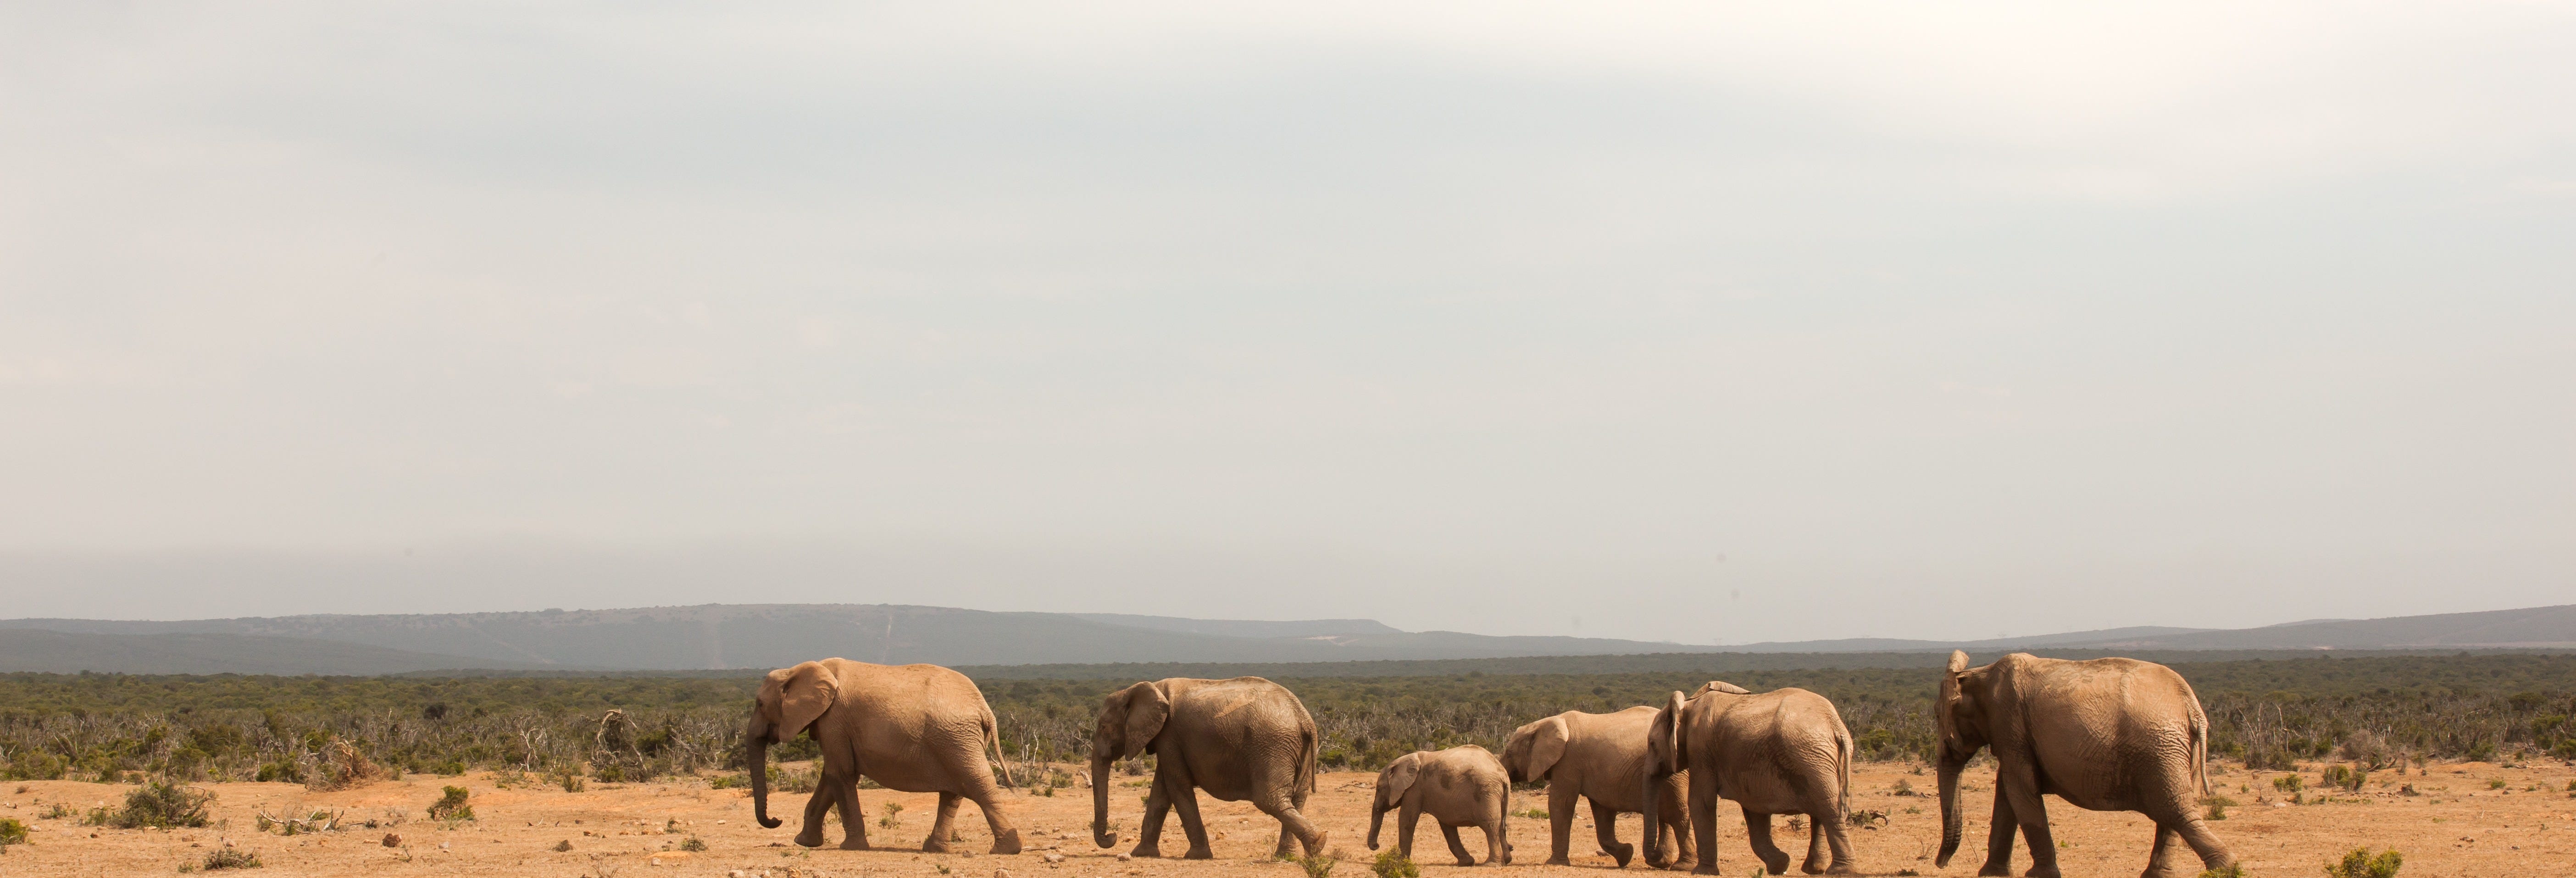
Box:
xmin=1366 ymin=745 xmax=1513 ymax=866
xmin=745 ymin=659 xmax=1023 ymax=854
xmin=1501 ymin=706 xmax=1693 ymax=868
xmin=1935 ymin=650 xmax=2234 ymax=878
xmin=1089 ymin=677 xmax=1329 ymax=860
xmin=1642 ymin=681 xmax=1857 ymax=876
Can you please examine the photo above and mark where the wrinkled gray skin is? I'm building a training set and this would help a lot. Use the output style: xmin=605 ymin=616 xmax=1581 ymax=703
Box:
xmin=1936 ymin=651 xmax=2234 ymax=878
xmin=1500 ymin=706 xmax=1692 ymax=869
xmin=1643 ymin=682 xmax=1856 ymax=876
xmin=1366 ymin=745 xmax=1513 ymax=866
xmin=745 ymin=659 xmax=1022 ymax=854
xmin=1089 ymin=677 xmax=1328 ymax=860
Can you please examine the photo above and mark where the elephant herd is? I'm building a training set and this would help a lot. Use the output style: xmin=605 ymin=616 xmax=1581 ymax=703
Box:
xmin=744 ymin=652 xmax=2238 ymax=878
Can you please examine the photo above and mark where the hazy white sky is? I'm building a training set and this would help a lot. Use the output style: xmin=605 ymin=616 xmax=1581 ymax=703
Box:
xmin=2 ymin=2 xmax=2570 ymax=644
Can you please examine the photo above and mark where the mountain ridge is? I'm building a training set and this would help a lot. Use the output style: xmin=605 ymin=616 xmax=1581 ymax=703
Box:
xmin=0 ymin=602 xmax=2568 ymax=675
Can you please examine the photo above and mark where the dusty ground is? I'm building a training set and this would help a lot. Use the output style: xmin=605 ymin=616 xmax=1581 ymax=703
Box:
xmin=3 ymin=761 xmax=2571 ymax=877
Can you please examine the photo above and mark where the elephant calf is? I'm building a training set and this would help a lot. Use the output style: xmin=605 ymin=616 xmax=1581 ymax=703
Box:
xmin=1502 ymin=706 xmax=1692 ymax=869
xmin=1367 ymin=745 xmax=1512 ymax=866
xmin=1644 ymin=681 xmax=1856 ymax=876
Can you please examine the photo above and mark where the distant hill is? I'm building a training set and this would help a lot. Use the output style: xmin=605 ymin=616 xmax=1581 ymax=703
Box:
xmin=0 ymin=629 xmax=532 ymax=675
xmin=0 ymin=602 xmax=2567 ymax=675
xmin=0 ymin=605 xmax=1724 ymax=672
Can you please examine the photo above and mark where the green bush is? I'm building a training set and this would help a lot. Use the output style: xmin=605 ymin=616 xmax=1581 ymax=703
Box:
xmin=0 ymin=817 xmax=27 ymax=849
xmin=706 ymin=773 xmax=746 ymax=789
xmin=110 ymin=781 xmax=214 ymax=829
xmin=1294 ymin=853 xmax=1338 ymax=878
xmin=680 ymin=836 xmax=708 ymax=852
xmin=2322 ymin=765 xmax=2365 ymax=793
xmin=427 ymin=786 xmax=473 ymax=822
xmin=2195 ymin=866 xmax=2244 ymax=878
xmin=1370 ymin=848 xmax=1420 ymax=878
xmin=2323 ymin=847 xmax=2402 ymax=878
xmin=2272 ymin=775 xmax=2304 ymax=793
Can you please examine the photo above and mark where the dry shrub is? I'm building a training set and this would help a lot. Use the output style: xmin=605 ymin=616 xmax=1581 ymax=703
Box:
xmin=306 ymin=739 xmax=386 ymax=792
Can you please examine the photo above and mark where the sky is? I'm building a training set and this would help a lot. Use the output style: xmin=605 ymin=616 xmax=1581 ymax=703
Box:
xmin=1 ymin=2 xmax=2570 ymax=644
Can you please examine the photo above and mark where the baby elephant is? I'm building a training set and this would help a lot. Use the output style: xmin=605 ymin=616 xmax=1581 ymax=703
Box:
xmin=1367 ymin=745 xmax=1513 ymax=866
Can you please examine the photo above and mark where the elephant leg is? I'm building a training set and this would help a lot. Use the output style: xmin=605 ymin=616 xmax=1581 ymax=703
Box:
xmin=794 ymin=781 xmax=837 ymax=849
xmin=1814 ymin=803 xmax=1857 ymax=876
xmin=1441 ymin=822 xmax=1476 ymax=867
xmin=1663 ymin=778 xmax=1696 ymax=871
xmin=2143 ymin=793 xmax=2232 ymax=878
xmin=1163 ymin=776 xmax=1216 ymax=860
xmin=1742 ymin=810 xmax=1790 ymax=877
xmin=835 ymin=779 xmax=871 ymax=850
xmin=1588 ymin=798 xmax=1633 ymax=867
xmin=1132 ymin=772 xmax=1174 ymax=859
xmin=1257 ymin=783 xmax=1328 ymax=858
xmin=1993 ymin=761 xmax=2059 ymax=878
xmin=1688 ymin=770 xmax=1721 ymax=875
xmin=960 ymin=772 xmax=1023 ymax=855
xmin=1546 ymin=784 xmax=1579 ymax=865
xmin=922 ymin=791 xmax=961 ymax=853
xmin=1977 ymin=788 xmax=2018 ymax=878
xmin=1396 ymin=800 xmax=1421 ymax=861
xmin=1803 ymin=815 xmax=1827 ymax=874
xmin=2145 ymin=825 xmax=2182 ymax=878
xmin=1484 ymin=811 xmax=1510 ymax=866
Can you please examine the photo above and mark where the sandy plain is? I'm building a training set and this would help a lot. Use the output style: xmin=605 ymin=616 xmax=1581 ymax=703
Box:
xmin=2 ymin=761 xmax=2571 ymax=877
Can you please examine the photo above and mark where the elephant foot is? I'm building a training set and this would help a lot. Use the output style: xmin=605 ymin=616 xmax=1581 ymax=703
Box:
xmin=1823 ymin=864 xmax=1857 ymax=876
xmin=841 ymin=839 xmax=872 ymax=851
xmin=1130 ymin=846 xmax=1163 ymax=859
xmin=793 ymin=832 xmax=827 ymax=849
xmin=1760 ymin=857 xmax=1790 ymax=877
xmin=2022 ymin=868 xmax=2063 ymax=878
xmin=1978 ymin=863 xmax=2014 ymax=878
xmin=922 ymin=837 xmax=950 ymax=853
xmin=1183 ymin=846 xmax=1215 ymax=860
xmin=1546 ymin=857 xmax=1574 ymax=867
xmin=990 ymin=830 xmax=1022 ymax=856
xmin=1690 ymin=867 xmax=1722 ymax=876
xmin=1610 ymin=843 xmax=1636 ymax=868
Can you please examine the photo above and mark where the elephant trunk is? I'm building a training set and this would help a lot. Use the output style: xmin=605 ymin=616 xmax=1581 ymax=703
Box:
xmin=1091 ymin=756 xmax=1117 ymax=849
xmin=1641 ymin=769 xmax=1664 ymax=866
xmin=1367 ymin=789 xmax=1388 ymax=850
xmin=749 ymin=718 xmax=780 ymax=829
xmin=1934 ymin=746 xmax=1966 ymax=867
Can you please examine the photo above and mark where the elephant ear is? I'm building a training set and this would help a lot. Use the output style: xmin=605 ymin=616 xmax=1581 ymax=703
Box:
xmin=1526 ymin=716 xmax=1571 ymax=781
xmin=1117 ymin=681 xmax=1171 ymax=761
xmin=1660 ymin=690 xmax=1689 ymax=773
xmin=774 ymin=661 xmax=838 ymax=741
xmin=1937 ymin=650 xmax=1971 ymax=750
xmin=1381 ymin=752 xmax=1423 ymax=803
xmin=1698 ymin=680 xmax=1750 ymax=696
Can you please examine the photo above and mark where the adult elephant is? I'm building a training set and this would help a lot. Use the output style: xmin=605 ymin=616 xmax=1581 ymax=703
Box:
xmin=1935 ymin=651 xmax=2234 ymax=878
xmin=1642 ymin=682 xmax=1856 ymax=876
xmin=745 ymin=659 xmax=1023 ymax=854
xmin=1089 ymin=677 xmax=1328 ymax=859
xmin=1501 ymin=707 xmax=1692 ymax=868
xmin=1367 ymin=745 xmax=1512 ymax=866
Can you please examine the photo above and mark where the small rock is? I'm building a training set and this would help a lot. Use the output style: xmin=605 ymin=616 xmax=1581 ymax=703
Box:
xmin=383 ymin=833 xmax=402 ymax=847
xmin=996 ymin=869 xmax=1015 ymax=878
xmin=1044 ymin=852 xmax=1066 ymax=864
xmin=1117 ymin=854 xmax=1132 ymax=862
xmin=555 ymin=839 xmax=574 ymax=851
xmin=440 ymin=841 xmax=451 ymax=850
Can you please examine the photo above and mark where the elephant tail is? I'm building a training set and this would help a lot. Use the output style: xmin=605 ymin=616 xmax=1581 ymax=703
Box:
xmin=1835 ymin=724 xmax=1854 ymax=817
xmin=2189 ymin=698 xmax=2211 ymax=798
xmin=983 ymin=706 xmax=1017 ymax=789
xmin=1297 ymin=722 xmax=1320 ymax=795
